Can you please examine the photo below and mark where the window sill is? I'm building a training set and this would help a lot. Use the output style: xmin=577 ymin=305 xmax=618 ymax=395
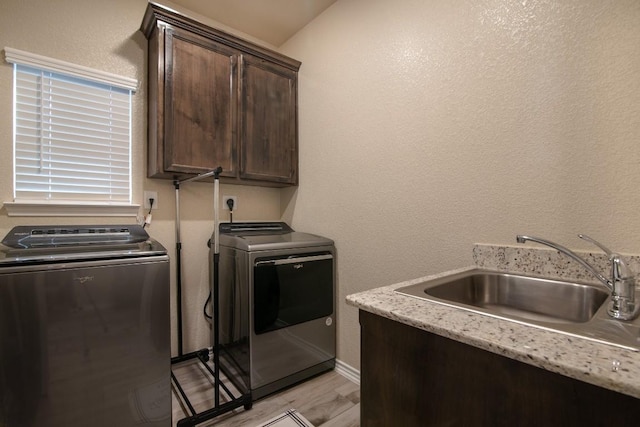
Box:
xmin=3 ymin=201 xmax=141 ymax=217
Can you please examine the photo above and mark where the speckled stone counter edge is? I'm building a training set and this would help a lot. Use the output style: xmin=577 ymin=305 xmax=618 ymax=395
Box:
xmin=345 ymin=244 xmax=640 ymax=399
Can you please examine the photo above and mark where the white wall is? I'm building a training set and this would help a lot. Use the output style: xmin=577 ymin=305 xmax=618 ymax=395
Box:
xmin=281 ymin=0 xmax=640 ymax=369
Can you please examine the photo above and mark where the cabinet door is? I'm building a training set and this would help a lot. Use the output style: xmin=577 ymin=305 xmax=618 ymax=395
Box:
xmin=239 ymin=55 xmax=298 ymax=185
xmin=164 ymin=27 xmax=237 ymax=177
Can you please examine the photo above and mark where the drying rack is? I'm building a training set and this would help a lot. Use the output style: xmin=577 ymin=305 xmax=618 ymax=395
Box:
xmin=170 ymin=167 xmax=252 ymax=427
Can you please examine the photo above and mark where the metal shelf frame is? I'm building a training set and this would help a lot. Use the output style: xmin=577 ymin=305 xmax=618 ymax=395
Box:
xmin=170 ymin=168 xmax=252 ymax=427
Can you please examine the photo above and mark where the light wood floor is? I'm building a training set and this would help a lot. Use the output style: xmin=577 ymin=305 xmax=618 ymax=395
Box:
xmin=171 ymin=362 xmax=360 ymax=427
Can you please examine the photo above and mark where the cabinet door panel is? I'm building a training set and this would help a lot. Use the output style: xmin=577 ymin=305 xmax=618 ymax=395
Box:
xmin=239 ymin=56 xmax=297 ymax=184
xmin=164 ymin=27 xmax=237 ymax=176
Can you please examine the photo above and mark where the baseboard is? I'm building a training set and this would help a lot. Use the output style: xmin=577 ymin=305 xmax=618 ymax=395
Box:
xmin=334 ymin=359 xmax=360 ymax=385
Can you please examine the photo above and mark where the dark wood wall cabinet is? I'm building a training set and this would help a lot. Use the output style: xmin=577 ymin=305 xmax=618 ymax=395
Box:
xmin=359 ymin=310 xmax=640 ymax=427
xmin=140 ymin=3 xmax=300 ymax=186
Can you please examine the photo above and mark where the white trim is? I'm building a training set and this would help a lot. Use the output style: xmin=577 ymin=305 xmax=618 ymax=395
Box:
xmin=335 ymin=359 xmax=360 ymax=386
xmin=4 ymin=47 xmax=138 ymax=92
xmin=3 ymin=201 xmax=140 ymax=217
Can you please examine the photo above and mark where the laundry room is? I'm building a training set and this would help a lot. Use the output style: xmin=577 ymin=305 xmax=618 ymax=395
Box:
xmin=1 ymin=0 xmax=640 ymax=426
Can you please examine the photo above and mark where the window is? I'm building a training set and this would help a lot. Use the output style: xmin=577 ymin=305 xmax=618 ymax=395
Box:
xmin=4 ymin=47 xmax=138 ymax=216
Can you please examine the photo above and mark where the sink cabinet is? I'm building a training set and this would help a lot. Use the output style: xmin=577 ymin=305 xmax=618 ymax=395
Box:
xmin=141 ymin=4 xmax=300 ymax=186
xmin=359 ymin=310 xmax=640 ymax=427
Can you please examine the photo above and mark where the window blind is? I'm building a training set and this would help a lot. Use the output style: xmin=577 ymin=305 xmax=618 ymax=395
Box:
xmin=12 ymin=62 xmax=132 ymax=204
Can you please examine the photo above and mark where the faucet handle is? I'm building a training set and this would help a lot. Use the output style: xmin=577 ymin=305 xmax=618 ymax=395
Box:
xmin=578 ymin=234 xmax=639 ymax=319
xmin=579 ymin=234 xmax=633 ymax=280
xmin=578 ymin=234 xmax=613 ymax=256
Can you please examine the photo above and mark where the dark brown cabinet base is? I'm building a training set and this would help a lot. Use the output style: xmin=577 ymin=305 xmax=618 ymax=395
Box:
xmin=360 ymin=310 xmax=640 ymax=426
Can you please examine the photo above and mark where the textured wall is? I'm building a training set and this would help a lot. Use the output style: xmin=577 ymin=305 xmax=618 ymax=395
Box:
xmin=281 ymin=0 xmax=640 ymax=369
xmin=0 ymin=0 xmax=282 ymax=355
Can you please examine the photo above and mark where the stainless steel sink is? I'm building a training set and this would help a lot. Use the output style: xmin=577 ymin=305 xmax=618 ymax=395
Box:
xmin=395 ymin=269 xmax=640 ymax=351
xmin=422 ymin=271 xmax=606 ymax=324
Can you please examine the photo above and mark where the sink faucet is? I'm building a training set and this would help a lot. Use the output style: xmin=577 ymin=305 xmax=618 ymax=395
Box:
xmin=516 ymin=234 xmax=639 ymax=321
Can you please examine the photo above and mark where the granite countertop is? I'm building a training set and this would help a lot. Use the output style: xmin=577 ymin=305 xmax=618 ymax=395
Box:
xmin=345 ymin=244 xmax=640 ymax=399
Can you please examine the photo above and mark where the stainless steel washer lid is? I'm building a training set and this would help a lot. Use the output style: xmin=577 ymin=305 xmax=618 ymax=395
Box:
xmin=0 ymin=224 xmax=167 ymax=265
xmin=217 ymin=222 xmax=334 ymax=251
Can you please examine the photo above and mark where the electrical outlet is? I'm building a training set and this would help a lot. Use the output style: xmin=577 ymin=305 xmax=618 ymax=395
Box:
xmin=223 ymin=195 xmax=237 ymax=210
xmin=143 ymin=191 xmax=158 ymax=210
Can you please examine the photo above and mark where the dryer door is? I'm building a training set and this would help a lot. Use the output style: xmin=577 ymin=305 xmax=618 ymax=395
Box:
xmin=253 ymin=252 xmax=333 ymax=334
